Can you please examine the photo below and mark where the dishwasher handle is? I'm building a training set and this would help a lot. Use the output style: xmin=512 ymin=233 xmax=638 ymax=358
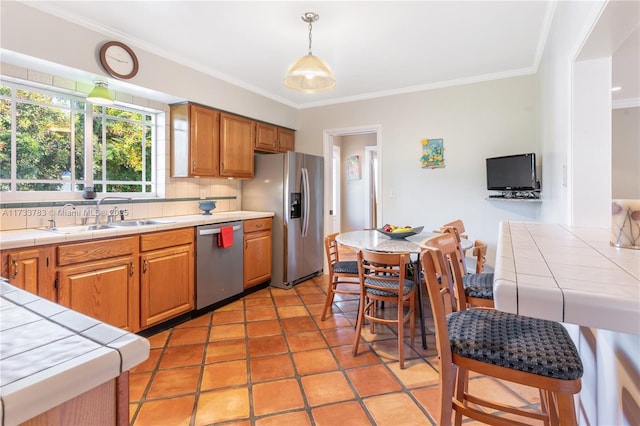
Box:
xmin=199 ymin=225 xmax=241 ymax=236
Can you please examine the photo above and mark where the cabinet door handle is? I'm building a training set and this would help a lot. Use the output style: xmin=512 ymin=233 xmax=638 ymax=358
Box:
xmin=192 ymin=161 xmax=196 ymax=172
xmin=130 ymin=262 xmax=135 ymax=277
xmin=11 ymin=258 xmax=18 ymax=279
xmin=256 ymin=224 xmax=263 ymax=228
xmin=143 ymin=259 xmax=148 ymax=273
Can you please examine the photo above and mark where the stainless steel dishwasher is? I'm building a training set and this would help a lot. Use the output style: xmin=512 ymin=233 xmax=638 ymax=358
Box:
xmin=196 ymin=221 xmax=243 ymax=309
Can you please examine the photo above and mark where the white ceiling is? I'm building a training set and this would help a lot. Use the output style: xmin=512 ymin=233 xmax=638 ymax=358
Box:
xmin=16 ymin=1 xmax=639 ymax=108
xmin=23 ymin=1 xmax=557 ymax=108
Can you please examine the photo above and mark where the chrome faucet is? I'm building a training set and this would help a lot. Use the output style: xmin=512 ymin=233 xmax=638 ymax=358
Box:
xmin=95 ymin=196 xmax=132 ymax=224
xmin=49 ymin=203 xmax=76 ymax=229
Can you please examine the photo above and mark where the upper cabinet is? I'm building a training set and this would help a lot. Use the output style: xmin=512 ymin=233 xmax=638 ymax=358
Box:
xmin=277 ymin=127 xmax=295 ymax=152
xmin=220 ymin=113 xmax=255 ymax=179
xmin=171 ymin=103 xmax=294 ymax=178
xmin=255 ymin=122 xmax=296 ymax=153
xmin=255 ymin=122 xmax=278 ymax=152
xmin=171 ymin=103 xmax=220 ymax=177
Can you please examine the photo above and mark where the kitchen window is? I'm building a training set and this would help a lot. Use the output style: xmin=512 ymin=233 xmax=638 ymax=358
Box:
xmin=0 ymin=81 xmax=157 ymax=197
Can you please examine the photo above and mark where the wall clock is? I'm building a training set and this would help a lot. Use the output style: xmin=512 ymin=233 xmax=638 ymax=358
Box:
xmin=99 ymin=41 xmax=139 ymax=79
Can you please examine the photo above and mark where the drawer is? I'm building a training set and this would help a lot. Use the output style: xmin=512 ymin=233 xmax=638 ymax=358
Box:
xmin=244 ymin=218 xmax=272 ymax=233
xmin=140 ymin=228 xmax=194 ymax=252
xmin=57 ymin=237 xmax=137 ymax=266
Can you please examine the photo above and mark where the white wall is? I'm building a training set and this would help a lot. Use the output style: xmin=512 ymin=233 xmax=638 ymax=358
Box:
xmin=537 ymin=1 xmax=603 ymax=224
xmin=537 ymin=1 xmax=640 ymax=424
xmin=612 ymin=107 xmax=640 ymax=198
xmin=572 ymin=57 xmax=612 ymax=228
xmin=298 ymin=75 xmax=540 ymax=266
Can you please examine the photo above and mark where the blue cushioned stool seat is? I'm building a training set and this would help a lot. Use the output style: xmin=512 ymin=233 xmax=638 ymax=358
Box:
xmin=364 ymin=277 xmax=415 ymax=297
xmin=462 ymin=272 xmax=494 ymax=300
xmin=333 ymin=260 xmax=358 ymax=275
xmin=447 ymin=309 xmax=583 ymax=380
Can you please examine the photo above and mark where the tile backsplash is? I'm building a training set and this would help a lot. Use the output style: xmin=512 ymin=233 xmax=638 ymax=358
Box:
xmin=0 ymin=195 xmax=239 ymax=231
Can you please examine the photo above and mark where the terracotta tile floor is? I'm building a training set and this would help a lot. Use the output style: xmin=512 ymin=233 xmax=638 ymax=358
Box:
xmin=129 ymin=275 xmax=544 ymax=426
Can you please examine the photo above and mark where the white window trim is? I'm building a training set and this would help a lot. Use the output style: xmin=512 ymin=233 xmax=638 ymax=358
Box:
xmin=0 ymin=77 xmax=164 ymax=202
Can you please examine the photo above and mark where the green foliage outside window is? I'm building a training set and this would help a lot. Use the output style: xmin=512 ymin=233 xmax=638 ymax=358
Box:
xmin=0 ymin=82 xmax=155 ymax=194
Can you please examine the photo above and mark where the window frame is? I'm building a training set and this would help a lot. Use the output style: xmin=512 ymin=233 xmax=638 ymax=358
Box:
xmin=0 ymin=79 xmax=160 ymax=202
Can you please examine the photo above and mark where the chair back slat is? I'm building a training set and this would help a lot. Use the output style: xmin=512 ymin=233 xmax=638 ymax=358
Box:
xmin=439 ymin=226 xmax=469 ymax=279
xmin=472 ymin=240 xmax=488 ymax=273
xmin=357 ymin=250 xmax=410 ymax=294
xmin=421 ymin=232 xmax=468 ymax=311
xmin=325 ymin=232 xmax=340 ymax=265
xmin=419 ymin=247 xmax=454 ymax=361
xmin=441 ymin=219 xmax=467 ymax=239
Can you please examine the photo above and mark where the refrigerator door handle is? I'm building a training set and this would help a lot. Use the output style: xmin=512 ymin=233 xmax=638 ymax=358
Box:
xmin=301 ymin=167 xmax=310 ymax=237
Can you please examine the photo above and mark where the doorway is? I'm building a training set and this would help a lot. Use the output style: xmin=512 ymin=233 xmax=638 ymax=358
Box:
xmin=323 ymin=125 xmax=382 ymax=235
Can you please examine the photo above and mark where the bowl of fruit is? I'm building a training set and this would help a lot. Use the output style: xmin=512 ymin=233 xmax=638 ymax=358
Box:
xmin=377 ymin=224 xmax=424 ymax=239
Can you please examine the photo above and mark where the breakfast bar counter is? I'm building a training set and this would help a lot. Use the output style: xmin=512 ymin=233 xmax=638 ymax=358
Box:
xmin=494 ymin=221 xmax=640 ymax=335
xmin=0 ymin=279 xmax=150 ymax=425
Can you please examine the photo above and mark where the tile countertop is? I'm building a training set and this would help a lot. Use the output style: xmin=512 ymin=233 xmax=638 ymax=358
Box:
xmin=494 ymin=221 xmax=640 ymax=335
xmin=0 ymin=279 xmax=150 ymax=426
xmin=0 ymin=211 xmax=274 ymax=250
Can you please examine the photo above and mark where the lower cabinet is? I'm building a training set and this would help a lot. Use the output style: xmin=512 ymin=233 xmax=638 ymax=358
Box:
xmin=243 ymin=218 xmax=272 ymax=289
xmin=5 ymin=220 xmax=267 ymax=330
xmin=140 ymin=229 xmax=194 ymax=328
xmin=57 ymin=237 xmax=139 ymax=331
xmin=1 ymin=246 xmax=56 ymax=302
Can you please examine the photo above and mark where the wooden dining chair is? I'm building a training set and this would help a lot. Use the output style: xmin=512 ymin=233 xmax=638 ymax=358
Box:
xmin=420 ymin=233 xmax=583 ymax=425
xmin=440 ymin=226 xmax=495 ymax=308
xmin=439 ymin=219 xmax=492 ymax=274
xmin=440 ymin=218 xmax=468 ymax=238
xmin=352 ymin=249 xmax=417 ymax=369
xmin=321 ymin=233 xmax=360 ymax=321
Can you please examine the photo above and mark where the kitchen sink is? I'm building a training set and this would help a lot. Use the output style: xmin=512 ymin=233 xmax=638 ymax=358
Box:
xmin=47 ymin=224 xmax=115 ymax=234
xmin=107 ymin=219 xmax=175 ymax=227
xmin=46 ymin=219 xmax=174 ymax=233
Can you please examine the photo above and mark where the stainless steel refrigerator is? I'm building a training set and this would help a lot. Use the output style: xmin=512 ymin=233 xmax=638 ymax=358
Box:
xmin=242 ymin=151 xmax=324 ymax=289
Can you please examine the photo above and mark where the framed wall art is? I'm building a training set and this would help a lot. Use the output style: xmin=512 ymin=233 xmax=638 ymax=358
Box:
xmin=347 ymin=155 xmax=361 ymax=180
xmin=420 ymin=138 xmax=445 ymax=169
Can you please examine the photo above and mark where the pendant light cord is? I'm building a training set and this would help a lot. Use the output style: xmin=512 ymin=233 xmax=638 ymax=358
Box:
xmin=307 ymin=20 xmax=313 ymax=54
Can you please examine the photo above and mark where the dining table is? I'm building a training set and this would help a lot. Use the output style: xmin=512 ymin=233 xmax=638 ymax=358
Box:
xmin=335 ymin=229 xmax=473 ymax=349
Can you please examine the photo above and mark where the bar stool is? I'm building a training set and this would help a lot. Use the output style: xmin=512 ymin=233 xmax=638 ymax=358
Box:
xmin=439 ymin=219 xmax=493 ymax=273
xmin=440 ymin=225 xmax=494 ymax=308
xmin=420 ymin=233 xmax=583 ymax=425
xmin=321 ymin=233 xmax=360 ymax=320
xmin=352 ymin=249 xmax=417 ymax=369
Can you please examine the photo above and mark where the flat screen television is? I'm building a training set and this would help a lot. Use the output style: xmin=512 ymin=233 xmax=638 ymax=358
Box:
xmin=486 ymin=153 xmax=538 ymax=193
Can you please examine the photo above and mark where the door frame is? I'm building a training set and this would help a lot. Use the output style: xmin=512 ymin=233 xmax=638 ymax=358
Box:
xmin=322 ymin=124 xmax=382 ymax=237
xmin=332 ymin=145 xmax=341 ymax=234
xmin=363 ymin=145 xmax=378 ymax=229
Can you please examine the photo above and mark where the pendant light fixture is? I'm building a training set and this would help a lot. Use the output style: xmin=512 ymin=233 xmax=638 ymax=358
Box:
xmin=284 ymin=12 xmax=335 ymax=93
xmin=86 ymin=81 xmax=114 ymax=105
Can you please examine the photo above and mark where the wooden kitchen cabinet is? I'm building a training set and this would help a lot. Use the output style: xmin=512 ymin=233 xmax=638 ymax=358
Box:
xmin=277 ymin=127 xmax=295 ymax=152
xmin=1 ymin=246 xmax=56 ymax=301
xmin=57 ymin=237 xmax=139 ymax=331
xmin=243 ymin=217 xmax=272 ymax=289
xmin=220 ymin=112 xmax=255 ymax=178
xmin=140 ymin=228 xmax=194 ymax=328
xmin=171 ymin=104 xmax=255 ymax=179
xmin=170 ymin=103 xmax=221 ymax=177
xmin=255 ymin=122 xmax=278 ymax=152
xmin=255 ymin=123 xmax=295 ymax=153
